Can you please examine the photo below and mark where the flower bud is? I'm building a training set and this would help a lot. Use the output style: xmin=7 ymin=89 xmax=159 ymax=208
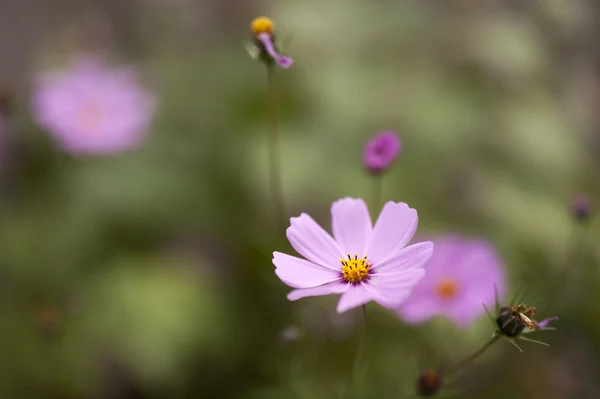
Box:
xmin=570 ymin=194 xmax=592 ymax=222
xmin=362 ymin=131 xmax=402 ymax=174
xmin=417 ymin=370 xmax=442 ymax=397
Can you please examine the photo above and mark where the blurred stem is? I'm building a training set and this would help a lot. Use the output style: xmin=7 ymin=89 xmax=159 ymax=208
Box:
xmin=372 ymin=174 xmax=383 ymax=210
xmin=266 ymin=64 xmax=286 ymax=232
xmin=287 ymin=341 xmax=302 ymax=399
xmin=547 ymin=220 xmax=592 ymax=310
xmin=446 ymin=334 xmax=500 ymax=378
xmin=350 ymin=305 xmax=368 ymax=396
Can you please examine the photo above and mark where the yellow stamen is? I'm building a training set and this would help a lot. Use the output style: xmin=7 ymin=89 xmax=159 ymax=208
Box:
xmin=251 ymin=16 xmax=274 ymax=35
xmin=341 ymin=253 xmax=370 ymax=283
xmin=435 ymin=277 xmax=458 ymax=299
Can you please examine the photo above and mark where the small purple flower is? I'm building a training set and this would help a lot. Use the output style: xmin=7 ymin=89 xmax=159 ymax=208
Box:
xmin=570 ymin=194 xmax=592 ymax=221
xmin=250 ymin=17 xmax=293 ymax=69
xmin=273 ymin=197 xmax=433 ymax=314
xmin=363 ymin=131 xmax=402 ymax=174
xmin=535 ymin=317 xmax=558 ymax=329
xmin=397 ymin=235 xmax=507 ymax=328
xmin=33 ymin=55 xmax=156 ymax=155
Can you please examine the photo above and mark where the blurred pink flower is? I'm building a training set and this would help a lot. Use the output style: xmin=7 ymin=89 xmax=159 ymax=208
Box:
xmin=33 ymin=56 xmax=156 ymax=155
xmin=363 ymin=131 xmax=402 ymax=174
xmin=273 ymin=197 xmax=433 ymax=314
xmin=397 ymin=235 xmax=507 ymax=328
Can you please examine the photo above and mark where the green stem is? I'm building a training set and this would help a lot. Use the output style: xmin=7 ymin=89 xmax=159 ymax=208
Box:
xmin=372 ymin=174 xmax=383 ymax=210
xmin=547 ymin=220 xmax=591 ymax=310
xmin=350 ymin=305 xmax=368 ymax=396
xmin=446 ymin=334 xmax=500 ymax=378
xmin=287 ymin=340 xmax=301 ymax=399
xmin=266 ymin=64 xmax=286 ymax=232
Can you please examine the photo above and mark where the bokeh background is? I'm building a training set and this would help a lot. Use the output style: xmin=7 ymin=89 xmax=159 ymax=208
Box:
xmin=0 ymin=0 xmax=599 ymax=398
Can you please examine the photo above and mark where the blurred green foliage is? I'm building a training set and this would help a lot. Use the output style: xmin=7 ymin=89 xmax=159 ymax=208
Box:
xmin=0 ymin=0 xmax=599 ymax=398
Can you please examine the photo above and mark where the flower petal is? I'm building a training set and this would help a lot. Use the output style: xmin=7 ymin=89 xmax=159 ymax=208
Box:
xmin=445 ymin=301 xmax=482 ymax=328
xmin=257 ymin=33 xmax=294 ymax=68
xmin=536 ymin=317 xmax=558 ymax=329
xmin=396 ymin=295 xmax=440 ymax=324
xmin=373 ymin=241 xmax=434 ymax=272
xmin=287 ymin=213 xmax=344 ymax=270
xmin=273 ymin=252 xmax=341 ymax=288
xmin=336 ymin=284 xmax=372 ymax=313
xmin=331 ymin=198 xmax=372 ymax=255
xmin=287 ymin=281 xmax=348 ymax=301
xmin=365 ymin=202 xmax=418 ymax=265
xmin=364 ymin=268 xmax=426 ymax=308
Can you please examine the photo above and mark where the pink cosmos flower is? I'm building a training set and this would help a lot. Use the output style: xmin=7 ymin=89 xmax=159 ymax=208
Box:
xmin=273 ymin=198 xmax=434 ymax=314
xmin=397 ymin=234 xmax=507 ymax=328
xmin=33 ymin=56 xmax=156 ymax=155
xmin=363 ymin=131 xmax=402 ymax=174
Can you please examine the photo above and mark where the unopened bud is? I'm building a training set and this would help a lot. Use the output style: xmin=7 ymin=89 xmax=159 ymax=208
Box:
xmin=570 ymin=195 xmax=592 ymax=222
xmin=417 ymin=370 xmax=442 ymax=397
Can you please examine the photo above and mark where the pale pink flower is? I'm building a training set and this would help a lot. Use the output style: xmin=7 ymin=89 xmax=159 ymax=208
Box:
xmin=33 ymin=56 xmax=156 ymax=155
xmin=397 ymin=234 xmax=507 ymax=328
xmin=273 ymin=198 xmax=433 ymax=314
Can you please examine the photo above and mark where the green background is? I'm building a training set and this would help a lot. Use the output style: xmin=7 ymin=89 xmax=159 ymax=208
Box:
xmin=0 ymin=0 xmax=598 ymax=398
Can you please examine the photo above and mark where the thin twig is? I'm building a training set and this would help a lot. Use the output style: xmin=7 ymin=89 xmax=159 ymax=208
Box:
xmin=371 ymin=174 xmax=383 ymax=210
xmin=266 ymin=63 xmax=286 ymax=232
xmin=446 ymin=334 xmax=501 ymax=379
xmin=350 ymin=305 xmax=368 ymax=397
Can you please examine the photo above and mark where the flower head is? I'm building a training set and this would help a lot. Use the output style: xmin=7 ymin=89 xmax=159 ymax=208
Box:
xmin=33 ymin=55 xmax=156 ymax=155
xmin=397 ymin=235 xmax=507 ymax=328
xmin=249 ymin=17 xmax=293 ymax=68
xmin=484 ymin=286 xmax=557 ymax=351
xmin=416 ymin=370 xmax=443 ymax=397
xmin=362 ymin=131 xmax=402 ymax=174
xmin=273 ymin=198 xmax=433 ymax=314
xmin=496 ymin=305 xmax=557 ymax=338
xmin=570 ymin=194 xmax=592 ymax=222
xmin=251 ymin=17 xmax=274 ymax=35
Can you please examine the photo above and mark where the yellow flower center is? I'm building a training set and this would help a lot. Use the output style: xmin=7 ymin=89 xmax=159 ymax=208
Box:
xmin=435 ymin=277 xmax=458 ymax=299
xmin=251 ymin=16 xmax=274 ymax=35
xmin=341 ymin=254 xmax=370 ymax=283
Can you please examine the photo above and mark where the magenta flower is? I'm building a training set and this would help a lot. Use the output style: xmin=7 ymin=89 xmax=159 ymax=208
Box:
xmin=397 ymin=235 xmax=507 ymax=328
xmin=33 ymin=56 xmax=156 ymax=155
xmin=273 ymin=198 xmax=433 ymax=314
xmin=363 ymin=131 xmax=402 ymax=174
